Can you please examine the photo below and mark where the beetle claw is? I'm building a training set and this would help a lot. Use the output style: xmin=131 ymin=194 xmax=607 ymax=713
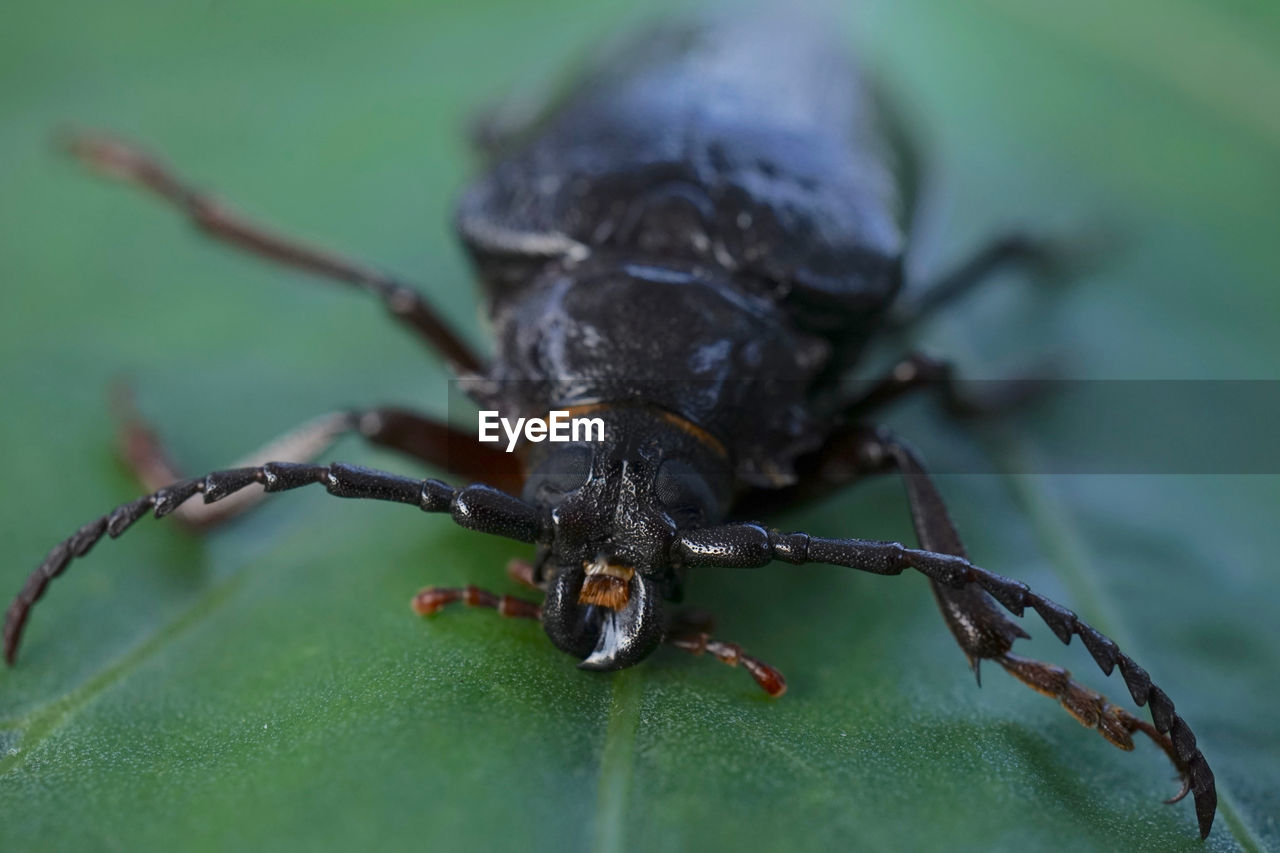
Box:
xmin=1164 ymin=774 xmax=1193 ymax=805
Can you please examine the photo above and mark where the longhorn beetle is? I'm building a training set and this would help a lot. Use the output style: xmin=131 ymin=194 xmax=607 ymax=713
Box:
xmin=4 ymin=13 xmax=1215 ymax=838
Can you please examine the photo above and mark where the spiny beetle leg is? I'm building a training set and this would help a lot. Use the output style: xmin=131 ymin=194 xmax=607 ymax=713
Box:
xmin=674 ymin=426 xmax=1216 ymax=838
xmin=861 ymin=431 xmax=1195 ymax=800
xmin=995 ymin=653 xmax=1190 ymax=801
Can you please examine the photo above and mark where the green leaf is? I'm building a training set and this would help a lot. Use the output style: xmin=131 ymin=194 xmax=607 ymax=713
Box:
xmin=0 ymin=1 xmax=1274 ymax=851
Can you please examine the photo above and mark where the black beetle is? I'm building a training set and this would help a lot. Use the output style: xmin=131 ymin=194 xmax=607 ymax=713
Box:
xmin=3 ymin=11 xmax=1215 ymax=838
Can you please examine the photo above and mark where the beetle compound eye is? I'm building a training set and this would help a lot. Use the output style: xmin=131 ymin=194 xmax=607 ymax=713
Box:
xmin=654 ymin=458 xmax=718 ymax=526
xmin=524 ymin=445 xmax=593 ymax=504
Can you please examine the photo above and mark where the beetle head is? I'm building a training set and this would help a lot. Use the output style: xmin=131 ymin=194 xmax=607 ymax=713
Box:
xmin=521 ymin=409 xmax=731 ymax=670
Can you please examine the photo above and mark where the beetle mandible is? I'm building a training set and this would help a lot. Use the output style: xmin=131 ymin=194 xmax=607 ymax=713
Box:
xmin=3 ymin=12 xmax=1215 ymax=838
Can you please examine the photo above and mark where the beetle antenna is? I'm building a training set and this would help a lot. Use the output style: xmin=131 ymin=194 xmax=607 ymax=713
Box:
xmin=3 ymin=462 xmax=544 ymax=664
xmin=673 ymin=523 xmax=1217 ymax=839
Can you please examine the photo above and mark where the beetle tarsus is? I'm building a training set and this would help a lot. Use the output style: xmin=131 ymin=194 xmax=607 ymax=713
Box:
xmin=412 ymin=585 xmax=541 ymax=620
xmin=1166 ymin=774 xmax=1193 ymax=806
xmin=995 ymin=652 xmax=1193 ymax=799
xmin=667 ymin=631 xmax=787 ymax=698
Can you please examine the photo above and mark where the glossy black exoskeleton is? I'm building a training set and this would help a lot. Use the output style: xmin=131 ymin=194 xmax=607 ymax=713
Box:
xmin=3 ymin=12 xmax=1215 ymax=838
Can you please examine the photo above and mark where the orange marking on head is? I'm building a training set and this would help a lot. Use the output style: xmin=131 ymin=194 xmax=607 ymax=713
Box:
xmin=577 ymin=558 xmax=635 ymax=610
xmin=578 ymin=575 xmax=630 ymax=609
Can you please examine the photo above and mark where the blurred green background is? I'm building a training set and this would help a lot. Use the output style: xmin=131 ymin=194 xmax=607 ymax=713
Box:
xmin=1 ymin=1 xmax=1277 ymax=851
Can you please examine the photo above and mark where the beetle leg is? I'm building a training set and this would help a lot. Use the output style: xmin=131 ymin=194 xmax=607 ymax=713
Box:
xmin=856 ymin=433 xmax=1192 ymax=777
xmin=109 ymin=393 xmax=523 ymax=530
xmin=411 ymin=585 xmax=542 ymax=620
xmin=63 ymin=130 xmax=482 ymax=372
xmin=995 ymin=652 xmax=1188 ymax=802
xmin=505 ymin=558 xmax=541 ymax=589
xmin=890 ymin=231 xmax=1085 ymax=330
xmin=354 ymin=408 xmax=524 ymax=495
xmin=113 ymin=386 xmax=357 ymax=530
xmin=678 ymin=430 xmax=1216 ymax=838
xmin=839 ymin=351 xmax=1050 ymax=420
xmin=665 ymin=631 xmax=786 ymax=697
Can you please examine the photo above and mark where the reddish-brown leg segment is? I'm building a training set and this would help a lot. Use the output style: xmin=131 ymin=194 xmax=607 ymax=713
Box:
xmin=113 ymin=386 xmax=357 ymax=530
xmin=504 ymin=559 xmax=541 ymax=590
xmin=66 ymin=131 xmax=482 ymax=372
xmin=996 ymin=653 xmax=1189 ymax=801
xmin=111 ymin=390 xmax=522 ymax=531
xmin=412 ymin=585 xmax=542 ymax=620
xmin=666 ymin=631 xmax=787 ymax=698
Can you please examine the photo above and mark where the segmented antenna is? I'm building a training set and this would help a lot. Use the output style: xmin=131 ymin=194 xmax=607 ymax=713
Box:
xmin=4 ymin=462 xmax=543 ymax=663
